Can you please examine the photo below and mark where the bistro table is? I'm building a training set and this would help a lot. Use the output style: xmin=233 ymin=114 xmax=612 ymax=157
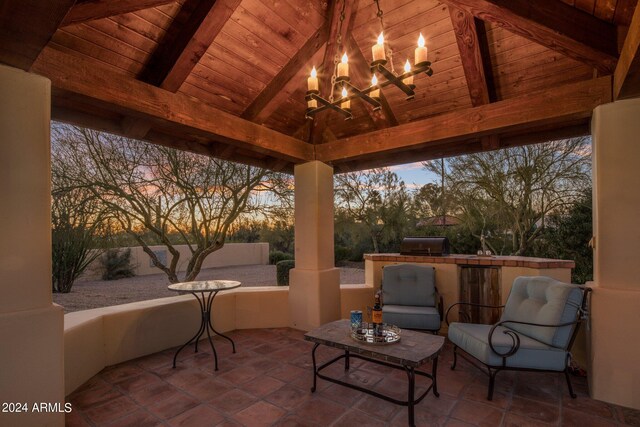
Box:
xmin=305 ymin=319 xmax=445 ymax=427
xmin=168 ymin=280 xmax=241 ymax=371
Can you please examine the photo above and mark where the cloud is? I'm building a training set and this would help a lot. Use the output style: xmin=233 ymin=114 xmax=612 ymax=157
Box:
xmin=389 ymin=162 xmax=425 ymax=172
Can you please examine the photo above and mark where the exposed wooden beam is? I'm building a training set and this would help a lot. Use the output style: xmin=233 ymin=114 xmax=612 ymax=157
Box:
xmin=316 ymin=76 xmax=611 ymax=164
xmin=34 ymin=48 xmax=313 ymax=163
xmin=0 ymin=0 xmax=75 ymax=70
xmin=60 ymin=0 xmax=175 ymax=27
xmin=475 ymin=20 xmax=498 ymax=102
xmin=344 ymin=34 xmax=399 ymax=128
xmin=449 ymin=5 xmax=490 ymax=106
xmin=439 ymin=0 xmax=618 ymax=73
xmin=614 ymin=2 xmax=640 ymax=99
xmin=121 ymin=116 xmax=155 ymax=139
xmin=127 ymin=0 xmax=239 ymax=139
xmin=331 ymin=122 xmax=590 ymax=173
xmin=141 ymin=0 xmax=241 ymax=92
xmin=242 ymin=27 xmax=329 ymax=121
xmin=309 ymin=0 xmax=356 ymax=144
xmin=480 ymin=134 xmax=500 ymax=150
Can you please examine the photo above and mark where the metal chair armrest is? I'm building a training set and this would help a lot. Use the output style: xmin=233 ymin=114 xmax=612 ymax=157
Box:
xmin=445 ymin=302 xmax=505 ymax=326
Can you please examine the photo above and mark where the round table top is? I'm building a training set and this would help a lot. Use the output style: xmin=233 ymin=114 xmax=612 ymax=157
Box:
xmin=167 ymin=280 xmax=241 ymax=293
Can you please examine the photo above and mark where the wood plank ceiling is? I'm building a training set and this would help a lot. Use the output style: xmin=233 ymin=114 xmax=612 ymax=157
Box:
xmin=1 ymin=0 xmax=638 ymax=172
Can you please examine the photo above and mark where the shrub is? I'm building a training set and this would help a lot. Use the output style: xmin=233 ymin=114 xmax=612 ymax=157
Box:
xmin=276 ymin=260 xmax=295 ymax=286
xmin=334 ymin=245 xmax=352 ymax=264
xmin=101 ymin=248 xmax=136 ymax=280
xmin=270 ymin=250 xmax=294 ymax=265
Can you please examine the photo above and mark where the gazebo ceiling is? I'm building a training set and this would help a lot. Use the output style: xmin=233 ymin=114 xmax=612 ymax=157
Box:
xmin=1 ymin=0 xmax=639 ymax=173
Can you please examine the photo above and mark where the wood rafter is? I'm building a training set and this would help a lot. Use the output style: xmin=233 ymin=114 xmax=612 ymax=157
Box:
xmin=449 ymin=5 xmax=490 ymax=106
xmin=439 ymin=0 xmax=619 ymax=73
xmin=614 ymin=2 xmax=640 ymax=99
xmin=141 ymin=0 xmax=241 ymax=92
xmin=316 ymin=76 xmax=611 ymax=166
xmin=241 ymin=26 xmax=330 ymax=121
xmin=126 ymin=0 xmax=240 ymax=140
xmin=332 ymin=122 xmax=590 ymax=173
xmin=0 ymin=0 xmax=75 ymax=70
xmin=309 ymin=0 xmax=356 ymax=144
xmin=60 ymin=0 xmax=175 ymax=27
xmin=33 ymin=48 xmax=313 ymax=163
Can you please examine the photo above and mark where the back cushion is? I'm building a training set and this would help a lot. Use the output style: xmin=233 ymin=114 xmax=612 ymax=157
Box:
xmin=501 ymin=276 xmax=583 ymax=348
xmin=382 ymin=264 xmax=435 ymax=306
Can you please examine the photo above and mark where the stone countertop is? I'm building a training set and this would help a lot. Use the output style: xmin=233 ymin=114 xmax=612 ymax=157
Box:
xmin=364 ymin=253 xmax=575 ymax=269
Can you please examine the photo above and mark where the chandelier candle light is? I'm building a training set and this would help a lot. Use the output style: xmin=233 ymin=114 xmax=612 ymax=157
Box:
xmin=305 ymin=31 xmax=433 ymax=120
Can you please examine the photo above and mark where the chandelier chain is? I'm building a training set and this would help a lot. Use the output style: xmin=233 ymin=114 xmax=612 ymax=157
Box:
xmin=374 ymin=0 xmax=394 ymax=73
xmin=329 ymin=0 xmax=347 ymax=103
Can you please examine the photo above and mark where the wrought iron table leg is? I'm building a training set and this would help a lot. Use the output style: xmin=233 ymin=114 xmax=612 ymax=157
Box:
xmin=432 ymin=356 xmax=440 ymax=397
xmin=173 ymin=292 xmax=207 ymax=368
xmin=345 ymin=350 xmax=350 ymax=371
xmin=172 ymin=318 xmax=205 ymax=368
xmin=206 ymin=290 xmax=236 ymax=353
xmin=194 ymin=293 xmax=207 ymax=353
xmin=311 ymin=343 xmax=319 ymax=392
xmin=405 ymin=366 xmax=416 ymax=427
xmin=205 ymin=316 xmax=219 ymax=371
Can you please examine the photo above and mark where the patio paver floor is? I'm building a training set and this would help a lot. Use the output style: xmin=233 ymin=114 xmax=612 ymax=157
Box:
xmin=66 ymin=328 xmax=640 ymax=427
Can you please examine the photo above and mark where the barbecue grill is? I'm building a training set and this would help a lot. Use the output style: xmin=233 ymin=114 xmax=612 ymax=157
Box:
xmin=399 ymin=237 xmax=450 ymax=256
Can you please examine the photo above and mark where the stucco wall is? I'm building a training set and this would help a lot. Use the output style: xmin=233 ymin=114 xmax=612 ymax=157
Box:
xmin=80 ymin=242 xmax=270 ymax=280
xmin=64 ymin=284 xmax=374 ymax=396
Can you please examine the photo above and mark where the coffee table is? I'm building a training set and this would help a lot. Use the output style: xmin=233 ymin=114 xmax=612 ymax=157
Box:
xmin=168 ymin=280 xmax=241 ymax=371
xmin=305 ymin=319 xmax=444 ymax=427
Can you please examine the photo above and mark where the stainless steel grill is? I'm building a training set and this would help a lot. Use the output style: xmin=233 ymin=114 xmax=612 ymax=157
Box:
xmin=399 ymin=237 xmax=450 ymax=256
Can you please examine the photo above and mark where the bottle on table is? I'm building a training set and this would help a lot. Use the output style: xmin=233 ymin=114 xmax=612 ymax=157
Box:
xmin=372 ymin=290 xmax=383 ymax=336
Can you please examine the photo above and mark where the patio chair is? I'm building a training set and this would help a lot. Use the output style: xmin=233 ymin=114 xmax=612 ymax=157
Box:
xmin=381 ymin=264 xmax=443 ymax=333
xmin=446 ymin=276 xmax=591 ymax=400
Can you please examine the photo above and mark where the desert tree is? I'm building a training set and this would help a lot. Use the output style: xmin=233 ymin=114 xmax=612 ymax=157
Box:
xmin=424 ymin=138 xmax=591 ymax=255
xmin=52 ymin=125 xmax=271 ymax=283
xmin=334 ymin=168 xmax=412 ymax=253
xmin=50 ymin=174 xmax=104 ymax=293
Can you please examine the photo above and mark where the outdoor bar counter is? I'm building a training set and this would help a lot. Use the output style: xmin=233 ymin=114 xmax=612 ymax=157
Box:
xmin=364 ymin=253 xmax=575 ymax=331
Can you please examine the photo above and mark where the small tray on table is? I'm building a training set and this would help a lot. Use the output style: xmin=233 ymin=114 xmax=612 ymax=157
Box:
xmin=350 ymin=322 xmax=401 ymax=345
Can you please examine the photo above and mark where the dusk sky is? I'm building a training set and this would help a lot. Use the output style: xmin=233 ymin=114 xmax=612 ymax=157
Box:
xmin=389 ymin=161 xmax=440 ymax=189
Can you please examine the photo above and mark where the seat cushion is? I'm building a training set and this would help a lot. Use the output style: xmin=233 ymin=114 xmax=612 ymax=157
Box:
xmin=382 ymin=305 xmax=441 ymax=331
xmin=382 ymin=264 xmax=436 ymax=306
xmin=448 ymin=322 xmax=568 ymax=370
xmin=501 ymin=276 xmax=583 ymax=348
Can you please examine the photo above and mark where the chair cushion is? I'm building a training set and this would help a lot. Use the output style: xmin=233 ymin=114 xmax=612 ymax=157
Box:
xmin=382 ymin=305 xmax=441 ymax=331
xmin=448 ymin=322 xmax=568 ymax=370
xmin=382 ymin=264 xmax=436 ymax=306
xmin=500 ymin=276 xmax=583 ymax=348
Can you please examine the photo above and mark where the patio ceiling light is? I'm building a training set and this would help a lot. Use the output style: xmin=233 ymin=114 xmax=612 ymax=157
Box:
xmin=304 ymin=0 xmax=433 ymax=121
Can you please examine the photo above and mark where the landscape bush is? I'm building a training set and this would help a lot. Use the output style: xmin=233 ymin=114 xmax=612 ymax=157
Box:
xmin=334 ymin=246 xmax=352 ymax=264
xmin=269 ymin=250 xmax=294 ymax=265
xmin=276 ymin=260 xmax=295 ymax=286
xmin=101 ymin=248 xmax=136 ymax=280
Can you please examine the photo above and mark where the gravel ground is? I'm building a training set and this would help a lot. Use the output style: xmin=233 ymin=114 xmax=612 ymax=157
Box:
xmin=53 ymin=264 xmax=365 ymax=313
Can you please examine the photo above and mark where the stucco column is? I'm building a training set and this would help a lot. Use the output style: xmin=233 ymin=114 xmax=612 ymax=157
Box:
xmin=0 ymin=65 xmax=65 ymax=426
xmin=289 ymin=161 xmax=341 ymax=330
xmin=590 ymin=98 xmax=640 ymax=410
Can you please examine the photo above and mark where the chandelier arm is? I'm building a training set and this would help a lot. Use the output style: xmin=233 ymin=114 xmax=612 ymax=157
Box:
xmin=342 ymin=81 xmax=381 ymax=110
xmin=305 ymin=93 xmax=353 ymax=120
xmin=374 ymin=64 xmax=416 ymax=97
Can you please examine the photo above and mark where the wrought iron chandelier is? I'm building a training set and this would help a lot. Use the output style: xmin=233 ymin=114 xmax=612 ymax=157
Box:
xmin=305 ymin=0 xmax=433 ymax=120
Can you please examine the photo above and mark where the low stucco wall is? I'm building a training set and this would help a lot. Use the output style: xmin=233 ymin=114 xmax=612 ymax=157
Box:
xmin=80 ymin=243 xmax=270 ymax=281
xmin=64 ymin=284 xmax=373 ymax=395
